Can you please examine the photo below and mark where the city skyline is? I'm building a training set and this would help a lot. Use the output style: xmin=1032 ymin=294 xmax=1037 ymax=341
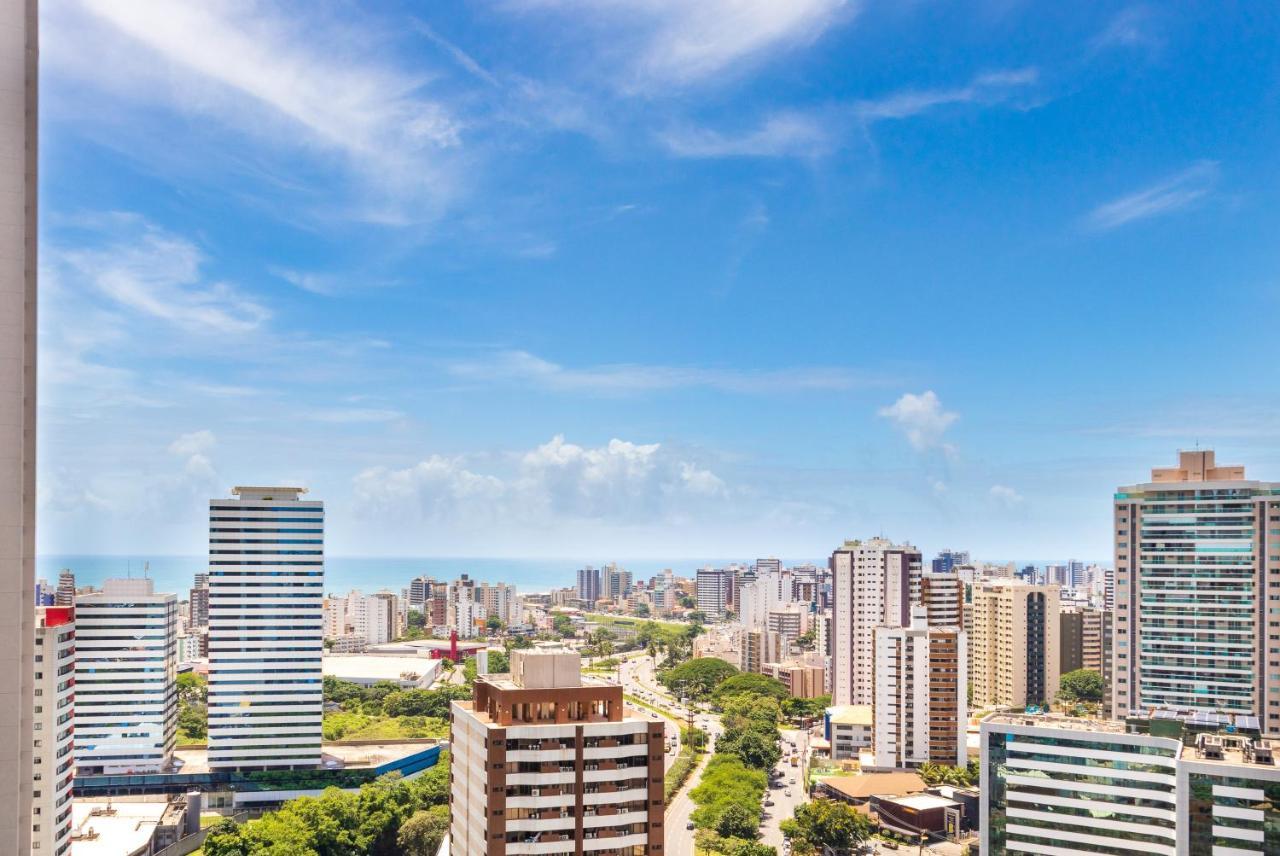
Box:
xmin=36 ymin=3 xmax=1280 ymax=560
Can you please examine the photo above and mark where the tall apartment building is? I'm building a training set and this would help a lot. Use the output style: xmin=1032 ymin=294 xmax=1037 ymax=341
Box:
xmin=409 ymin=576 xmax=450 ymax=627
xmin=970 ymin=581 xmax=1060 ymax=709
xmin=740 ymin=628 xmax=784 ymax=675
xmin=872 ymin=607 xmax=965 ymax=770
xmin=1113 ymin=449 xmax=1280 ymax=733
xmin=916 ymin=573 xmax=964 ymax=627
xmin=450 ymin=576 xmax=486 ymax=638
xmin=75 ymin=578 xmax=177 ymax=774
xmin=576 ymin=566 xmax=601 ymax=604
xmin=208 ymin=487 xmax=324 ymax=770
xmin=1060 ymin=606 xmax=1105 ymax=674
xmin=695 ymin=568 xmax=731 ymax=620
xmin=981 ymin=711 xmax=1280 ymax=856
xmin=478 ymin=582 xmax=520 ymax=626
xmin=189 ymin=576 xmax=209 ymax=627
xmin=449 ymin=645 xmax=665 ymax=856
xmin=371 ymin=590 xmax=400 ymax=641
xmin=830 ymin=537 xmax=922 ymax=705
xmin=604 ymin=566 xmax=633 ymax=600
xmin=0 ymin=5 xmax=38 ymax=849
xmin=55 ymin=569 xmax=75 ymax=607
xmin=33 ymin=606 xmax=75 ymax=856
xmin=930 ymin=549 xmax=969 ymax=575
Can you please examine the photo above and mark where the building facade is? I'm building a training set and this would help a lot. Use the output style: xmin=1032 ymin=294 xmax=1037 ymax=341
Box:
xmin=449 ymin=645 xmax=665 ymax=856
xmin=0 ymin=4 xmax=38 ymax=847
xmin=1113 ymin=450 xmax=1280 ymax=733
xmin=32 ymin=606 xmax=75 ymax=855
xmin=981 ymin=711 xmax=1280 ymax=856
xmin=208 ymin=486 xmax=324 ymax=770
xmin=830 ymin=537 xmax=922 ymax=706
xmin=872 ymin=607 xmax=966 ymax=770
xmin=695 ymin=568 xmax=731 ymax=621
xmin=74 ymin=579 xmax=177 ymax=774
xmin=970 ymin=581 xmax=1060 ymax=709
xmin=576 ymin=566 xmax=601 ymax=604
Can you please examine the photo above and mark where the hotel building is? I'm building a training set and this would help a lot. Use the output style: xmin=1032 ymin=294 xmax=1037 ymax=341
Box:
xmin=872 ymin=606 xmax=966 ymax=770
xmin=450 ymin=645 xmax=665 ymax=856
xmin=32 ymin=606 xmax=75 ymax=855
xmin=1113 ymin=449 xmax=1280 ymax=734
xmin=74 ymin=579 xmax=177 ymax=774
xmin=970 ymin=581 xmax=1060 ymax=709
xmin=207 ymin=486 xmax=324 ymax=770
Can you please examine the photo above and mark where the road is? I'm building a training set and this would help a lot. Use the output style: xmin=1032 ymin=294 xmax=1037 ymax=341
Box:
xmin=616 ymin=655 xmax=727 ymax=856
xmin=760 ymin=728 xmax=809 ymax=849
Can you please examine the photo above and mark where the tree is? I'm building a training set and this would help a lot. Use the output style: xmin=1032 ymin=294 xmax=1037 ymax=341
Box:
xmin=177 ymin=671 xmax=207 ymax=704
xmin=488 ymin=649 xmax=510 ymax=673
xmin=634 ymin=603 xmax=651 ymax=617
xmin=723 ymin=729 xmax=780 ymax=771
xmin=679 ymin=594 xmax=696 ymax=609
xmin=407 ymin=610 xmax=426 ymax=629
xmin=794 ymin=629 xmax=816 ymax=651
xmin=716 ymin=803 xmax=758 ymax=840
xmin=398 ymin=805 xmax=449 ymax=856
xmin=486 ymin=615 xmax=504 ymax=634
xmin=713 ymin=674 xmax=789 ymax=705
xmin=661 ymin=658 xmax=739 ymax=700
xmin=552 ymin=614 xmax=575 ymax=638
xmin=733 ymin=843 xmax=777 ymax=856
xmin=688 ymin=610 xmax=708 ymax=624
xmin=781 ymin=799 xmax=872 ymax=856
xmin=1059 ymin=668 xmax=1103 ymax=703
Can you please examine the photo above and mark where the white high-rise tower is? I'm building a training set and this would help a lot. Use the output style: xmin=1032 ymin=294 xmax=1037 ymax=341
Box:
xmin=207 ymin=486 xmax=324 ymax=770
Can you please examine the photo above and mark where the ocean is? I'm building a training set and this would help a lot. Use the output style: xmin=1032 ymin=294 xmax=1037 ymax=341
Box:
xmin=36 ymin=555 xmax=823 ymax=597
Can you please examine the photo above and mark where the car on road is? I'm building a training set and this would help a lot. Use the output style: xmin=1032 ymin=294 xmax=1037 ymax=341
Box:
xmin=784 ymin=790 xmax=791 ymax=797
xmin=686 ymin=822 xmax=695 ymax=830
xmin=788 ymin=778 xmax=795 ymax=785
xmin=764 ymin=799 xmax=775 ymax=807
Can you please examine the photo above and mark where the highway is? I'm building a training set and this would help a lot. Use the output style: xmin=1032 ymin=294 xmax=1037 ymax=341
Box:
xmin=759 ymin=727 xmax=810 ymax=849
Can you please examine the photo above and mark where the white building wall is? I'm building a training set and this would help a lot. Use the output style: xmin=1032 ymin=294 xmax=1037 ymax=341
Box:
xmin=74 ymin=580 xmax=177 ymax=774
xmin=32 ymin=607 xmax=75 ymax=856
xmin=207 ymin=487 xmax=324 ymax=770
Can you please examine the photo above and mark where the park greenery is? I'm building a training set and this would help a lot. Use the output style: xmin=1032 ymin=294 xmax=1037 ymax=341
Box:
xmin=1058 ymin=668 xmax=1104 ymax=703
xmin=321 ymin=677 xmax=468 ymax=741
xmin=177 ymin=671 xmax=207 ymax=745
xmin=780 ymin=797 xmax=874 ymax=856
xmin=917 ymin=759 xmax=980 ymax=788
xmin=204 ymin=752 xmax=450 ymax=856
xmin=659 ymin=657 xmax=738 ymax=700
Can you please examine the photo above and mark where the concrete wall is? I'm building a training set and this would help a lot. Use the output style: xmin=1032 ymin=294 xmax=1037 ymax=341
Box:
xmin=0 ymin=1 xmax=37 ymax=852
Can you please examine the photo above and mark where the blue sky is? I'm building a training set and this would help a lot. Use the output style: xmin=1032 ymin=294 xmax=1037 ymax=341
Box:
xmin=37 ymin=1 xmax=1280 ymax=561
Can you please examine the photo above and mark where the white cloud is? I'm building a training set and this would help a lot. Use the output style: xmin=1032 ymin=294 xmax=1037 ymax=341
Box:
xmin=878 ymin=391 xmax=959 ymax=454
xmin=509 ymin=0 xmax=854 ymax=90
xmin=1091 ymin=6 xmax=1162 ymax=54
xmin=989 ymin=484 xmax=1025 ymax=508
xmin=353 ymin=434 xmax=725 ymax=527
xmin=659 ymin=112 xmax=834 ymax=159
xmin=1084 ymin=161 xmax=1219 ymax=231
xmin=46 ymin=0 xmax=464 ymax=220
xmin=856 ymin=68 xmax=1039 ymax=122
xmin=62 ymin=216 xmax=270 ymax=336
xmin=169 ymin=430 xmax=217 ymax=458
xmin=447 ymin=349 xmax=880 ymax=395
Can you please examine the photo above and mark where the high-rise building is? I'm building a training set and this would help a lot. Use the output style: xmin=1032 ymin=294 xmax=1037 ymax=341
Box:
xmin=981 ymin=711 xmax=1280 ymax=856
xmin=1060 ymin=605 xmax=1105 ymax=675
xmin=930 ymin=549 xmax=969 ymax=575
xmin=872 ymin=607 xmax=966 ymax=770
xmin=478 ymin=581 xmax=520 ymax=626
xmin=576 ymin=566 xmax=601 ymax=604
xmin=33 ymin=606 xmax=75 ymax=856
xmin=970 ymin=581 xmax=1060 ymax=709
xmin=208 ymin=486 xmax=324 ymax=770
xmin=449 ymin=575 xmax=486 ymax=638
xmin=449 ymin=645 xmax=665 ymax=856
xmin=916 ymin=572 xmax=964 ymax=627
xmin=695 ymin=568 xmax=731 ymax=620
xmin=1113 ymin=449 xmax=1280 ymax=732
xmin=75 ymin=578 xmax=177 ymax=774
xmin=830 ymin=537 xmax=922 ymax=706
xmin=604 ymin=566 xmax=633 ymax=600
xmin=189 ymin=574 xmax=209 ymax=627
xmin=0 ymin=8 xmax=38 ymax=847
xmin=371 ymin=590 xmax=400 ymax=641
xmin=740 ymin=628 xmax=784 ymax=674
xmin=54 ymin=569 xmax=75 ymax=607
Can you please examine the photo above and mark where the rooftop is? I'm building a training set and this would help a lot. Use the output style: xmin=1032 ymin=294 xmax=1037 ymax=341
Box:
xmin=827 ymin=705 xmax=874 ymax=727
xmin=886 ymin=793 xmax=961 ymax=811
xmin=322 ymin=654 xmax=443 ymax=687
xmin=71 ymin=799 xmax=169 ymax=856
xmin=173 ymin=740 xmax=438 ymax=775
xmin=981 ymin=712 xmax=1128 ymax=734
xmin=819 ymin=772 xmax=925 ymax=801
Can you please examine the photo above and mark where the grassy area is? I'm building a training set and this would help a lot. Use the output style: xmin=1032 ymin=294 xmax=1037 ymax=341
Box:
xmin=584 ymin=613 xmax=687 ymax=634
xmin=322 ymin=711 xmax=449 ymax=741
